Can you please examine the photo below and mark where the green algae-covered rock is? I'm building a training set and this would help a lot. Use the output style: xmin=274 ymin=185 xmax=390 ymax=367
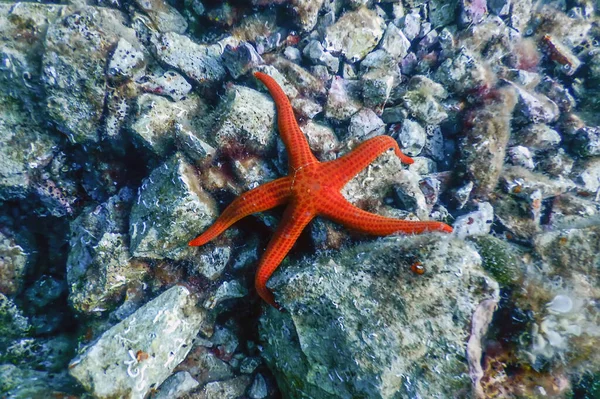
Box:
xmin=469 ymin=235 xmax=525 ymax=287
xmin=260 ymin=235 xmax=499 ymax=399
xmin=129 ymin=153 xmax=217 ymax=260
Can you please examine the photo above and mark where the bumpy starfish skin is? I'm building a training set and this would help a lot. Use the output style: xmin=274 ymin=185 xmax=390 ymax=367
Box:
xmin=190 ymin=71 xmax=453 ymax=308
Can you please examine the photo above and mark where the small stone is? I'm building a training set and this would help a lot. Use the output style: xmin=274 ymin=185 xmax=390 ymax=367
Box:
xmin=283 ymin=46 xmax=302 ymax=62
xmin=154 ymin=32 xmax=226 ymax=86
xmin=134 ymin=0 xmax=187 ymax=33
xmin=154 ymin=371 xmax=199 ymax=399
xmin=138 ymin=69 xmax=192 ymax=102
xmin=575 ymin=158 xmax=600 ymax=194
xmin=514 ymin=124 xmax=561 ymax=152
xmin=289 ymin=0 xmax=325 ymax=32
xmin=401 ymin=89 xmax=448 ymax=125
xmin=129 ymin=154 xmax=218 ymax=260
xmin=248 ymin=373 xmax=268 ymax=399
xmin=0 ymin=232 xmax=29 ymax=296
xmin=239 ymin=356 xmax=261 ymax=374
xmin=548 ymin=193 xmax=598 ymax=229
xmin=203 ymin=280 xmax=248 ymax=309
xmin=507 ymin=146 xmax=535 ymax=170
xmin=211 ymin=84 xmax=277 ymax=155
xmin=302 ymin=120 xmax=340 ymax=161
xmin=190 ymin=245 xmax=231 ymax=281
xmin=459 ymin=0 xmax=488 ymax=26
xmin=302 ymin=40 xmax=339 ymax=73
xmin=69 ymin=286 xmax=206 ymax=399
xmin=325 ymin=77 xmax=362 ymax=122
xmin=324 ymin=7 xmax=385 ymax=62
xmin=196 ymin=376 xmax=251 ymax=399
xmin=378 ymin=22 xmax=411 ymax=59
xmin=382 ymin=105 xmax=408 ymax=124
xmin=488 ymin=0 xmax=510 ymax=15
xmin=452 ymin=181 xmax=474 ymax=209
xmin=361 ymin=67 xmax=395 ymax=110
xmin=572 ymin=126 xmax=600 ymax=157
xmin=221 ymin=42 xmax=263 ymax=79
xmin=419 ymin=176 xmax=441 ymax=206
xmin=511 ymin=84 xmax=560 ymax=125
xmin=175 ymin=123 xmax=216 ymax=165
xmin=232 ymin=155 xmax=278 ymax=190
xmin=395 ymin=119 xmax=426 ymax=156
xmin=401 ymin=9 xmax=421 ymax=41
xmin=107 ymin=38 xmax=145 ymax=81
xmin=453 ymin=202 xmax=494 ymax=239
xmin=347 ymin=108 xmax=385 ymax=141
xmin=536 ymin=149 xmax=574 ymax=177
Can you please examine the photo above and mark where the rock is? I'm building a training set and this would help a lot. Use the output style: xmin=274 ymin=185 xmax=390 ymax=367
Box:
xmin=289 ymin=0 xmax=325 ymax=32
xmin=469 ymin=235 xmax=524 ymax=287
xmin=460 ymin=86 xmax=517 ymax=198
xmin=203 ymin=280 xmax=248 ymax=310
xmin=541 ymin=34 xmax=582 ymax=76
xmin=573 ymin=126 xmax=600 ymax=157
xmin=260 ymin=236 xmax=499 ymax=398
xmin=138 ymin=69 xmax=192 ymax=101
xmin=0 ymin=364 xmax=74 ymax=398
xmin=500 ymin=165 xmax=575 ymax=199
xmin=378 ymin=22 xmax=411 ymax=60
xmin=194 ymin=376 xmax=251 ymax=399
xmin=401 ymin=87 xmax=448 ymax=125
xmin=508 ymin=0 xmax=532 ymax=32
xmin=575 ymin=158 xmax=600 ymax=194
xmin=248 ymin=373 xmax=268 ymax=399
xmin=179 ymin=344 xmax=234 ymax=385
xmin=401 ymin=8 xmax=421 ymax=41
xmin=24 ymin=275 xmax=66 ymax=310
xmin=536 ymin=149 xmax=574 ymax=177
xmin=507 ymin=146 xmax=535 ymax=170
xmin=547 ymin=193 xmax=599 ymax=229
xmin=175 ymin=123 xmax=216 ymax=165
xmin=302 ymin=40 xmax=339 ymax=73
xmin=302 ymin=120 xmax=340 ymax=161
xmin=130 ymin=93 xmax=207 ymax=157
xmin=325 ymin=77 xmax=362 ymax=121
xmin=0 ymin=231 xmax=30 ymax=296
xmin=324 ymin=7 xmax=385 ymax=62
xmin=361 ymin=67 xmax=396 ymax=110
xmin=511 ymin=84 xmax=560 ymax=125
xmin=67 ymin=188 xmax=147 ymax=314
xmin=284 ymin=46 xmax=302 ymax=62
xmin=492 ymin=193 xmax=541 ymax=241
xmin=240 ymin=356 xmax=261 ymax=374
xmin=210 ymin=84 xmax=277 ymax=155
xmin=154 ymin=371 xmax=199 ymax=399
xmin=129 ymin=153 xmax=218 ymax=260
xmin=429 ymin=0 xmax=459 ymax=27
xmin=395 ymin=119 xmax=426 ymax=157
xmin=459 ymin=0 xmax=488 ymax=26
xmin=433 ymin=48 xmax=488 ymax=94
xmin=69 ymin=285 xmax=206 ymax=399
xmin=107 ymin=38 xmax=146 ymax=82
xmin=42 ymin=6 xmax=142 ymax=144
xmin=133 ymin=0 xmax=187 ymax=34
xmin=514 ymin=124 xmax=561 ymax=152
xmin=347 ymin=108 xmax=385 ymax=141
xmin=222 ymin=42 xmax=263 ymax=79
xmin=0 ymin=293 xmax=30 ymax=349
xmin=154 ymin=32 xmax=226 ymax=86
xmin=453 ymin=202 xmax=494 ymax=239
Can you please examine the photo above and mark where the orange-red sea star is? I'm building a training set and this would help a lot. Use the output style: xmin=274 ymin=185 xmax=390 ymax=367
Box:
xmin=190 ymin=71 xmax=453 ymax=309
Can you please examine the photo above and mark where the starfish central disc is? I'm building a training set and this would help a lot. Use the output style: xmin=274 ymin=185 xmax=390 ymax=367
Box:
xmin=189 ymin=71 xmax=453 ymax=309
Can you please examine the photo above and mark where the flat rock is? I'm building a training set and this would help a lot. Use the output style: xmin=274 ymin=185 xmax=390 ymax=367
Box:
xmin=260 ymin=236 xmax=499 ymax=398
xmin=69 ymin=285 xmax=206 ymax=399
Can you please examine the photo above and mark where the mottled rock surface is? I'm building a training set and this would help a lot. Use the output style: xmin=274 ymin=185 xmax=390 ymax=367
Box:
xmin=260 ymin=236 xmax=499 ymax=398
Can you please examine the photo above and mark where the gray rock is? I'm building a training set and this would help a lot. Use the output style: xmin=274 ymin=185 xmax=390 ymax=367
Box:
xmin=325 ymin=77 xmax=362 ymax=122
xmin=283 ymin=46 xmax=302 ymax=62
xmin=134 ymin=0 xmax=187 ymax=33
xmin=575 ymin=158 xmax=600 ymax=194
xmin=0 ymin=232 xmax=29 ymax=296
xmin=548 ymin=194 xmax=599 ymax=229
xmin=0 ymin=364 xmax=74 ymax=399
xmin=433 ymin=48 xmax=488 ymax=94
xmin=429 ymin=0 xmax=459 ymax=27
xmin=203 ymin=280 xmax=248 ymax=310
xmin=302 ymin=120 xmax=339 ymax=161
xmin=347 ymin=108 xmax=385 ymax=141
xmin=248 ymin=373 xmax=268 ymax=399
xmin=324 ymin=7 xmax=385 ymax=62
xmin=511 ymin=84 xmax=560 ymax=125
xmin=175 ymin=123 xmax=216 ymax=165
xmin=395 ymin=119 xmax=426 ymax=157
xmin=401 ymin=87 xmax=448 ymax=125
xmin=24 ymin=276 xmax=66 ymax=310
xmin=154 ymin=371 xmax=199 ymax=399
xmin=129 ymin=153 xmax=218 ymax=260
xmin=573 ymin=126 xmax=600 ymax=157
xmin=453 ymin=202 xmax=494 ymax=239
xmin=69 ymin=285 xmax=206 ymax=399
xmin=130 ymin=93 xmax=207 ymax=157
xmin=42 ymin=6 xmax=142 ymax=144
xmin=195 ymin=376 xmax=251 ymax=399
xmin=107 ymin=38 xmax=146 ymax=82
xmin=541 ymin=34 xmax=582 ymax=76
xmin=154 ymin=32 xmax=226 ymax=86
xmin=289 ymin=0 xmax=325 ymax=32
xmin=488 ymin=0 xmax=510 ymax=15
xmin=536 ymin=149 xmax=574 ymax=177
xmin=232 ymin=155 xmax=278 ymax=190
xmin=0 ymin=293 xmax=30 ymax=349
xmin=138 ymin=69 xmax=192 ymax=101
xmin=303 ymin=40 xmax=339 ymax=73
xmin=508 ymin=0 xmax=532 ymax=32
xmin=378 ymin=22 xmax=411 ymax=60
xmin=459 ymin=0 xmax=488 ymax=26
xmin=459 ymin=86 xmax=517 ymax=198
xmin=507 ymin=146 xmax=535 ymax=170
xmin=239 ymin=356 xmax=261 ymax=374
xmin=190 ymin=245 xmax=232 ymax=281
xmin=211 ymin=84 xmax=277 ymax=155
xmin=222 ymin=42 xmax=263 ymax=79
xmin=183 ymin=345 xmax=234 ymax=385
xmin=260 ymin=236 xmax=499 ymax=399
xmin=401 ymin=8 xmax=421 ymax=41
xmin=500 ymin=165 xmax=576 ymax=200
xmin=67 ymin=188 xmax=147 ymax=314
xmin=361 ymin=67 xmax=396 ymax=110
xmin=515 ymin=124 xmax=561 ymax=152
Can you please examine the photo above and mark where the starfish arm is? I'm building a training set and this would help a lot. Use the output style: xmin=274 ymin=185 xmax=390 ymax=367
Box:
xmin=322 ymin=135 xmax=414 ymax=191
xmin=189 ymin=176 xmax=292 ymax=247
xmin=254 ymin=71 xmax=318 ymax=170
xmin=255 ymin=202 xmax=315 ymax=308
xmin=317 ymin=191 xmax=453 ymax=235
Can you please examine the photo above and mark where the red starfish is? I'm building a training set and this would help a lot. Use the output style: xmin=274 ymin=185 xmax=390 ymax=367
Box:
xmin=190 ymin=71 xmax=453 ymax=308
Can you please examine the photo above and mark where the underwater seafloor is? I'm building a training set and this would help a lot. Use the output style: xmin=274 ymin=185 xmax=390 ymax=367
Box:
xmin=1 ymin=0 xmax=600 ymax=398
